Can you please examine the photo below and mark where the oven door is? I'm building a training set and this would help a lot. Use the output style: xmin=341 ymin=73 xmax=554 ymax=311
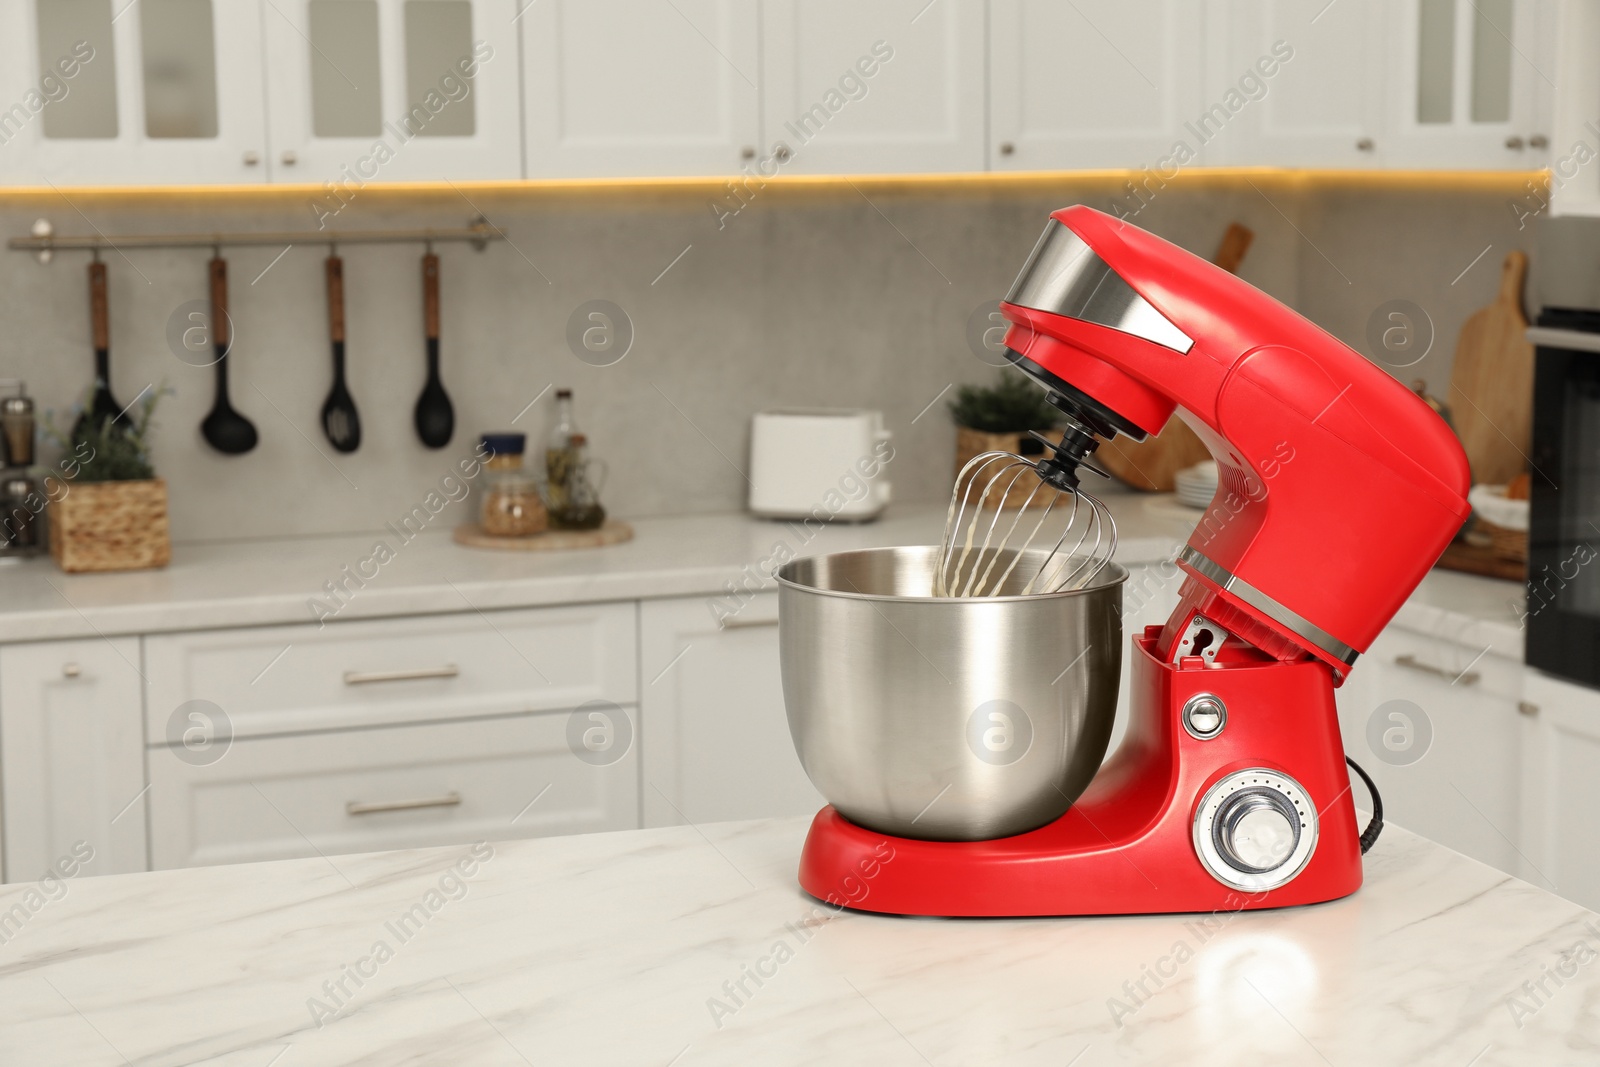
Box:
xmin=1527 ymin=309 xmax=1600 ymax=688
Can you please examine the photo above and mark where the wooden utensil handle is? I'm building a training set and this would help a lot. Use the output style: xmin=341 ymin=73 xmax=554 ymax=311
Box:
xmin=422 ymin=253 xmax=440 ymax=340
xmin=1213 ymin=223 xmax=1254 ymax=275
xmin=326 ymin=255 xmax=345 ymax=343
xmin=88 ymin=261 xmax=108 ymax=350
xmin=209 ymin=257 xmax=229 ymax=347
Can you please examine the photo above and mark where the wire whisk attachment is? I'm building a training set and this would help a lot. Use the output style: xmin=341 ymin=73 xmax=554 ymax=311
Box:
xmin=935 ymin=447 xmax=1118 ymax=597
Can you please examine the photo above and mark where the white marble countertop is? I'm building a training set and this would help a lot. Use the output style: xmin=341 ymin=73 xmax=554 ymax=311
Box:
xmin=0 ymin=495 xmax=1527 ymax=658
xmin=1 ymin=816 xmax=1593 ymax=1066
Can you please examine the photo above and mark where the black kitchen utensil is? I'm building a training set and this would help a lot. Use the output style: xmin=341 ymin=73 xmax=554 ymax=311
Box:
xmin=320 ymin=254 xmax=361 ymax=452
xmin=73 ymin=260 xmax=124 ymax=439
xmin=199 ymin=256 xmax=258 ymax=455
xmin=413 ymin=252 xmax=454 ymax=449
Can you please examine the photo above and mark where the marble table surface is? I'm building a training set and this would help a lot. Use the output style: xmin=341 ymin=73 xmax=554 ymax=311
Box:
xmin=1 ymin=816 xmax=1593 ymax=1066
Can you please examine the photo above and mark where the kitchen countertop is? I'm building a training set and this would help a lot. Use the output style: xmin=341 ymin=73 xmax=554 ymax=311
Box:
xmin=0 ymin=496 xmax=1527 ymax=657
xmin=0 ymin=497 xmax=1190 ymax=643
xmin=1 ymin=816 xmax=1593 ymax=1065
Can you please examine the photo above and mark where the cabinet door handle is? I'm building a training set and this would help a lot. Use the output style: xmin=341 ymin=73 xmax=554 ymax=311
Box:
xmin=719 ymin=617 xmax=779 ymax=630
xmin=343 ymin=665 xmax=460 ymax=685
xmin=61 ymin=662 xmax=81 ymax=678
xmin=346 ymin=791 xmax=462 ymax=816
xmin=1518 ymin=700 xmax=1539 ymax=717
xmin=1394 ymin=653 xmax=1479 ymax=687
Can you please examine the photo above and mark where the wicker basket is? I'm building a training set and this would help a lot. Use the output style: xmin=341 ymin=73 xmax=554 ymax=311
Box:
xmin=1477 ymin=517 xmax=1528 ymax=562
xmin=49 ymin=478 xmax=171 ymax=573
xmin=954 ymin=426 xmax=1060 ymax=509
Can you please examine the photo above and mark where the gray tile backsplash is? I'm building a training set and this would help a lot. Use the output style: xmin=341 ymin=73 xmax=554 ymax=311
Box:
xmin=0 ymin=174 xmax=1536 ymax=542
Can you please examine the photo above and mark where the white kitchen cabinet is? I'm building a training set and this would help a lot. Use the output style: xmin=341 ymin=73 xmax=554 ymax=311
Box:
xmin=1212 ymin=0 xmax=1388 ymax=167
xmin=0 ymin=0 xmax=268 ymax=186
xmin=0 ymin=638 xmax=147 ymax=882
xmin=1519 ymin=668 xmax=1600 ymax=911
xmin=989 ymin=0 xmax=1206 ymax=172
xmin=262 ymin=0 xmax=522 ymax=186
xmin=142 ymin=602 xmax=636 ymax=740
xmin=759 ymin=0 xmax=986 ymax=174
xmin=1382 ymin=0 xmax=1554 ymax=169
xmin=521 ymin=0 xmax=759 ymax=178
xmin=1335 ymin=626 xmax=1523 ymax=874
xmin=640 ymin=594 xmax=824 ymax=827
xmin=148 ymin=710 xmax=638 ymax=869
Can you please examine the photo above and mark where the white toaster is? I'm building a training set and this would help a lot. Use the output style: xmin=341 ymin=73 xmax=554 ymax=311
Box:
xmin=748 ymin=409 xmax=893 ymax=521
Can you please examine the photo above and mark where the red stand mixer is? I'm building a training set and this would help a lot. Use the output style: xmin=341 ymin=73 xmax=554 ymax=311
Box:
xmin=788 ymin=206 xmax=1471 ymax=916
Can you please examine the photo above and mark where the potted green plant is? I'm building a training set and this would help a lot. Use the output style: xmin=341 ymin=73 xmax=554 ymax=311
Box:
xmin=948 ymin=372 xmax=1061 ymax=508
xmin=45 ymin=388 xmax=171 ymax=573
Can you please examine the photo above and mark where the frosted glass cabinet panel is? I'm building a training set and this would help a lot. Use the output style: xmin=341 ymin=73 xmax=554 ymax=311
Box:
xmin=264 ymin=0 xmax=521 ymax=183
xmin=0 ymin=0 xmax=265 ymax=184
xmin=139 ymin=0 xmax=220 ymax=138
xmin=521 ymin=0 xmax=760 ymax=178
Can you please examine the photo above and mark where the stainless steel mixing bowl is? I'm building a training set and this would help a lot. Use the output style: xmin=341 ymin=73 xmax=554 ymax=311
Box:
xmin=777 ymin=545 xmax=1125 ymax=841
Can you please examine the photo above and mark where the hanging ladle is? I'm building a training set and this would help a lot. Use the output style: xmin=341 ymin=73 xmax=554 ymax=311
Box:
xmin=200 ymin=253 xmax=258 ymax=455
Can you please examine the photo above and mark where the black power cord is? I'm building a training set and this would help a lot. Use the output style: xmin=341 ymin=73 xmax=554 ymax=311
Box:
xmin=1345 ymin=756 xmax=1384 ymax=854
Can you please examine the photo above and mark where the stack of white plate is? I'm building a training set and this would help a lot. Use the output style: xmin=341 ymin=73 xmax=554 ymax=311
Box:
xmin=1174 ymin=461 xmax=1219 ymax=509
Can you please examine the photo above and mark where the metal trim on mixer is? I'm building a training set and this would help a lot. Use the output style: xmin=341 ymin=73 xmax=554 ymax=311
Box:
xmin=1005 ymin=220 xmax=1196 ymax=354
xmin=1177 ymin=546 xmax=1360 ymax=667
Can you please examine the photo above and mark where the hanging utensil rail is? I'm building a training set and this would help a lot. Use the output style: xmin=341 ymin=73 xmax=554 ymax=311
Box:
xmin=7 ymin=217 xmax=503 ymax=262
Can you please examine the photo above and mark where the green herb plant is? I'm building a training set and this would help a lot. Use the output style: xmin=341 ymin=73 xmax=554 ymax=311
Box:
xmin=43 ymin=386 xmax=166 ymax=483
xmin=948 ymin=372 xmax=1062 ymax=434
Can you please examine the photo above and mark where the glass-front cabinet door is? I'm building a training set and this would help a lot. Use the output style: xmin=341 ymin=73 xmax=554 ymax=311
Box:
xmin=0 ymin=0 xmax=268 ymax=185
xmin=1384 ymin=0 xmax=1554 ymax=168
xmin=262 ymin=0 xmax=523 ymax=183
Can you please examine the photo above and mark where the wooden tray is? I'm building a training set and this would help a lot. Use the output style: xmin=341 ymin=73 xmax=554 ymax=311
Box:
xmin=1434 ymin=540 xmax=1526 ymax=582
xmin=453 ymin=520 xmax=634 ymax=551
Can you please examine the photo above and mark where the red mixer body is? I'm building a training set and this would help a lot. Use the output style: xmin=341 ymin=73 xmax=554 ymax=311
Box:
xmin=796 ymin=207 xmax=1470 ymax=917
xmin=800 ymin=630 xmax=1362 ymax=915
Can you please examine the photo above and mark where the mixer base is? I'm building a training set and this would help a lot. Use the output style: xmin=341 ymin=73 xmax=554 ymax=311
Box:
xmin=797 ymin=630 xmax=1364 ymax=917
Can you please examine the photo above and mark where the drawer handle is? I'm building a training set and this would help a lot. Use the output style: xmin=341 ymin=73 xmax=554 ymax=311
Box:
xmin=343 ymin=665 xmax=460 ymax=685
xmin=346 ymin=791 xmax=462 ymax=816
xmin=1393 ymin=653 xmax=1480 ymax=687
xmin=719 ymin=617 xmax=779 ymax=630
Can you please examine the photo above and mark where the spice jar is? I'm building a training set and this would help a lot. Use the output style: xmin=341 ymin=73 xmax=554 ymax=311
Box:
xmin=0 ymin=380 xmax=34 ymax=469
xmin=479 ymin=433 xmax=547 ymax=537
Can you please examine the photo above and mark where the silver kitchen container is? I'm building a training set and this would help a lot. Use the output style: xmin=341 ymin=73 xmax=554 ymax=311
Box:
xmin=777 ymin=545 xmax=1124 ymax=842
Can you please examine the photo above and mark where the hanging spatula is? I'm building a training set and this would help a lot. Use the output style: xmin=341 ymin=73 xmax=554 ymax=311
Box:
xmin=413 ymin=251 xmax=454 ymax=449
xmin=320 ymin=253 xmax=361 ymax=452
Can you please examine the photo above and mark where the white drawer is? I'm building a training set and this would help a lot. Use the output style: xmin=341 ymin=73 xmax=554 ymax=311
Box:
xmin=144 ymin=603 xmax=637 ymax=740
xmin=1379 ymin=625 xmax=1523 ymax=702
xmin=147 ymin=710 xmax=640 ymax=870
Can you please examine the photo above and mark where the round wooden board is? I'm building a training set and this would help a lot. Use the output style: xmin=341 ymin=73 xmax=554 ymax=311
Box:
xmin=453 ymin=520 xmax=634 ymax=551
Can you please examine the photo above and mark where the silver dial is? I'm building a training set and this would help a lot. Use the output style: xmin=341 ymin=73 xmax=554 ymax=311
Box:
xmin=1193 ymin=769 xmax=1318 ymax=891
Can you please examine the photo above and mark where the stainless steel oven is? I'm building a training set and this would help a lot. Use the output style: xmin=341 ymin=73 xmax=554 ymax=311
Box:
xmin=1526 ymin=309 xmax=1600 ymax=687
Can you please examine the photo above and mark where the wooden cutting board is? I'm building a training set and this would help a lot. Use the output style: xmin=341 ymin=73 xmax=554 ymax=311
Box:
xmin=1096 ymin=223 xmax=1252 ymax=492
xmin=1448 ymin=250 xmax=1534 ymax=487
